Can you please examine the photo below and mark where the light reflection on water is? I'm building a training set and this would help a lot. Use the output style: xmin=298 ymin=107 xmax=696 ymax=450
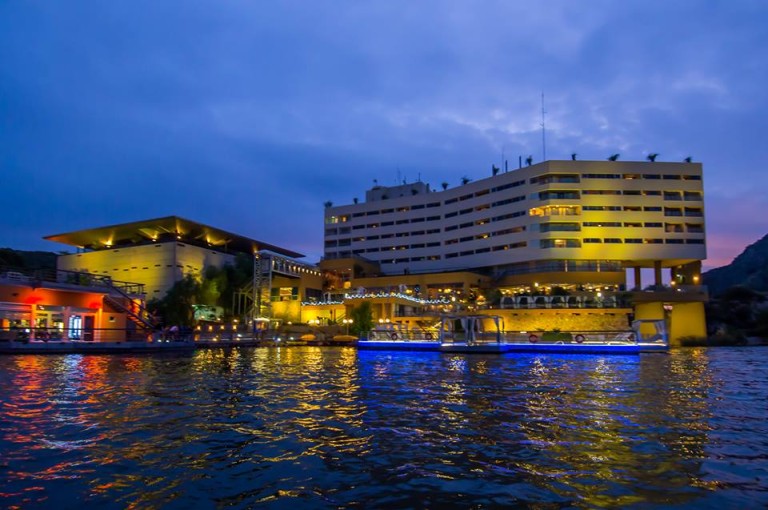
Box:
xmin=1 ymin=347 xmax=767 ymax=508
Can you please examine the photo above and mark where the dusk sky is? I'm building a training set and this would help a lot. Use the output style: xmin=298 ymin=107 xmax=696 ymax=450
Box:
xmin=2 ymin=1 xmax=767 ymax=269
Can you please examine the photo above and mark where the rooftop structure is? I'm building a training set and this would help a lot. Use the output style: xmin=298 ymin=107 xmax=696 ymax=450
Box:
xmin=45 ymin=215 xmax=303 ymax=258
xmin=46 ymin=216 xmax=319 ymax=302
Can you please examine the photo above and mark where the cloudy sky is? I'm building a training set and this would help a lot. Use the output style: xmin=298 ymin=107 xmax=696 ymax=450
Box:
xmin=2 ymin=1 xmax=766 ymax=269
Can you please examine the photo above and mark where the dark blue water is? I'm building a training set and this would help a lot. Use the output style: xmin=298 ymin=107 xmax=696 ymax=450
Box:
xmin=1 ymin=347 xmax=766 ymax=509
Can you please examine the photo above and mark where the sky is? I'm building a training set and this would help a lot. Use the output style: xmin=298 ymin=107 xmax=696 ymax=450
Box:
xmin=2 ymin=1 xmax=767 ymax=270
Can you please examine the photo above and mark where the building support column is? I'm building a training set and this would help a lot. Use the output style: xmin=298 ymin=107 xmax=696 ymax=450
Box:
xmin=654 ymin=261 xmax=663 ymax=287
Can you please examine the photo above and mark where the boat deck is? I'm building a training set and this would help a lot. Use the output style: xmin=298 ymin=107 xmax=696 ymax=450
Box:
xmin=357 ymin=340 xmax=668 ymax=354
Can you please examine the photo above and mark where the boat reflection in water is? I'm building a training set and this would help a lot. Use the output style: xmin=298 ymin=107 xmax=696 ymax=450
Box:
xmin=0 ymin=347 xmax=765 ymax=508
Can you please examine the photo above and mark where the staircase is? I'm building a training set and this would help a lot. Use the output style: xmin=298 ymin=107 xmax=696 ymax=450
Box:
xmin=103 ymin=283 xmax=156 ymax=333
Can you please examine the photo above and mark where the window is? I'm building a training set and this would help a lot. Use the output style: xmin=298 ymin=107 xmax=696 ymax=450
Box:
xmin=582 ymin=173 xmax=621 ymax=179
xmin=540 ymin=222 xmax=581 ymax=232
xmin=492 ymin=196 xmax=526 ymax=207
xmin=540 ymin=239 xmax=581 ymax=248
xmin=491 ymin=180 xmax=525 ymax=192
xmin=530 ymin=174 xmax=580 ymax=184
xmin=582 ymin=190 xmax=621 ymax=195
xmin=684 ymin=208 xmax=703 ymax=217
xmin=665 ymin=223 xmax=684 ymax=233
xmin=583 ymin=222 xmax=621 ymax=227
xmin=538 ymin=190 xmax=580 ymax=200
xmin=684 ymin=191 xmax=702 ymax=201
xmin=583 ymin=205 xmax=622 ymax=211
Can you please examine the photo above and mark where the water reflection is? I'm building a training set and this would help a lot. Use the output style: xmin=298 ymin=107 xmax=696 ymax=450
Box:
xmin=0 ymin=348 xmax=766 ymax=508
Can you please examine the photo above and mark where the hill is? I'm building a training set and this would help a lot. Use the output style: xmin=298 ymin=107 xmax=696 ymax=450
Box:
xmin=703 ymin=234 xmax=768 ymax=297
xmin=0 ymin=248 xmax=58 ymax=270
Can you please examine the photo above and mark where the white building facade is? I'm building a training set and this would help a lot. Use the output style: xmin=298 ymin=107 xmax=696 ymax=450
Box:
xmin=324 ymin=160 xmax=705 ymax=286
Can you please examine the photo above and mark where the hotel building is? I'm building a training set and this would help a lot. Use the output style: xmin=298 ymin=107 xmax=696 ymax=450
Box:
xmin=315 ymin=160 xmax=707 ymax=342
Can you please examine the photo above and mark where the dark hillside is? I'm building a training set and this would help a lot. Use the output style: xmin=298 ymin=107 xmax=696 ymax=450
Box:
xmin=703 ymin=234 xmax=768 ymax=297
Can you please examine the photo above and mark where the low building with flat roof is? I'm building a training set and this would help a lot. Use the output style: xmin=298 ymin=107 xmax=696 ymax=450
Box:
xmin=45 ymin=216 xmax=324 ymax=323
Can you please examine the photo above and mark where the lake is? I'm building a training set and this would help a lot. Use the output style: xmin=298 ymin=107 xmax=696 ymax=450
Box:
xmin=1 ymin=347 xmax=766 ymax=508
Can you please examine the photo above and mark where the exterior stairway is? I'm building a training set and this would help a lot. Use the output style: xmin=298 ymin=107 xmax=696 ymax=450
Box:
xmin=103 ymin=288 xmax=156 ymax=334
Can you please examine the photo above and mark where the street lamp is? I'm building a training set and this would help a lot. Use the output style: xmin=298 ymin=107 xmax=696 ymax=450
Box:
xmin=342 ymin=318 xmax=353 ymax=335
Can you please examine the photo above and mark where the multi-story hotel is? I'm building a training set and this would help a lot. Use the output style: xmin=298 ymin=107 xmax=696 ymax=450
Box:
xmin=314 ymin=160 xmax=708 ymax=342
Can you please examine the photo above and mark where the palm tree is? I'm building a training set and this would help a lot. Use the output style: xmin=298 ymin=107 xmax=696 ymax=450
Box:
xmin=461 ymin=176 xmax=471 ymax=185
xmin=684 ymin=156 xmax=692 ymax=163
xmin=324 ymin=201 xmax=333 ymax=208
xmin=441 ymin=182 xmax=449 ymax=191
xmin=525 ymin=155 xmax=533 ymax=166
xmin=353 ymin=197 xmax=358 ymax=204
xmin=647 ymin=153 xmax=659 ymax=162
xmin=608 ymin=154 xmax=620 ymax=161
xmin=571 ymin=153 xmax=577 ymax=161
xmin=492 ymin=165 xmax=500 ymax=176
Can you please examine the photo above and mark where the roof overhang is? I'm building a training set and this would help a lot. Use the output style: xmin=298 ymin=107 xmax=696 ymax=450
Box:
xmin=44 ymin=216 xmax=304 ymax=258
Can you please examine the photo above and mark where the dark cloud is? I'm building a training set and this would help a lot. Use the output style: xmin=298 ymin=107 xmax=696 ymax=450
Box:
xmin=2 ymin=1 xmax=767 ymax=268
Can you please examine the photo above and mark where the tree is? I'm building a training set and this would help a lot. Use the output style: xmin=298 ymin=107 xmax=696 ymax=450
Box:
xmin=461 ymin=176 xmax=471 ymax=185
xmin=349 ymin=301 xmax=374 ymax=337
xmin=684 ymin=156 xmax=692 ymax=163
xmin=148 ymin=274 xmax=200 ymax=327
xmin=353 ymin=197 xmax=358 ymax=204
xmin=525 ymin=155 xmax=533 ymax=166
xmin=492 ymin=164 xmax=500 ymax=176
xmin=324 ymin=201 xmax=333 ymax=208
xmin=411 ymin=189 xmax=419 ymax=195
xmin=441 ymin=182 xmax=449 ymax=190
xmin=571 ymin=153 xmax=577 ymax=161
xmin=647 ymin=153 xmax=659 ymax=162
xmin=608 ymin=154 xmax=620 ymax=161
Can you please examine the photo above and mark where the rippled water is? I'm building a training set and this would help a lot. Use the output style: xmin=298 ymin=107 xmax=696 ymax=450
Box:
xmin=1 ymin=347 xmax=767 ymax=509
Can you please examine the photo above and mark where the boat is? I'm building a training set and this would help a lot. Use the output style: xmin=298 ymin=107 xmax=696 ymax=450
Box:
xmin=357 ymin=315 xmax=669 ymax=354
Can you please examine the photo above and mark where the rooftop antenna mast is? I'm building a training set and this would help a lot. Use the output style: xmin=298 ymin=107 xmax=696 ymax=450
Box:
xmin=541 ymin=92 xmax=547 ymax=162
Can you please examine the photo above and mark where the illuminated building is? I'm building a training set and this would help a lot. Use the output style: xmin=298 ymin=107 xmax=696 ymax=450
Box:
xmin=0 ymin=269 xmax=150 ymax=342
xmin=319 ymin=160 xmax=708 ymax=343
xmin=45 ymin=216 xmax=324 ymax=323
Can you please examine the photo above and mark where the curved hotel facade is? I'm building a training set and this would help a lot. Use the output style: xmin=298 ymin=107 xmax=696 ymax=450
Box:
xmin=319 ymin=160 xmax=707 ymax=342
xmin=325 ymin=160 xmax=704 ymax=284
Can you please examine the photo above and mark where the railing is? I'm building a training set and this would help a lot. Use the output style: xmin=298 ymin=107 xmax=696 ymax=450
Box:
xmin=0 ymin=326 xmax=153 ymax=343
xmin=0 ymin=266 xmax=145 ymax=296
